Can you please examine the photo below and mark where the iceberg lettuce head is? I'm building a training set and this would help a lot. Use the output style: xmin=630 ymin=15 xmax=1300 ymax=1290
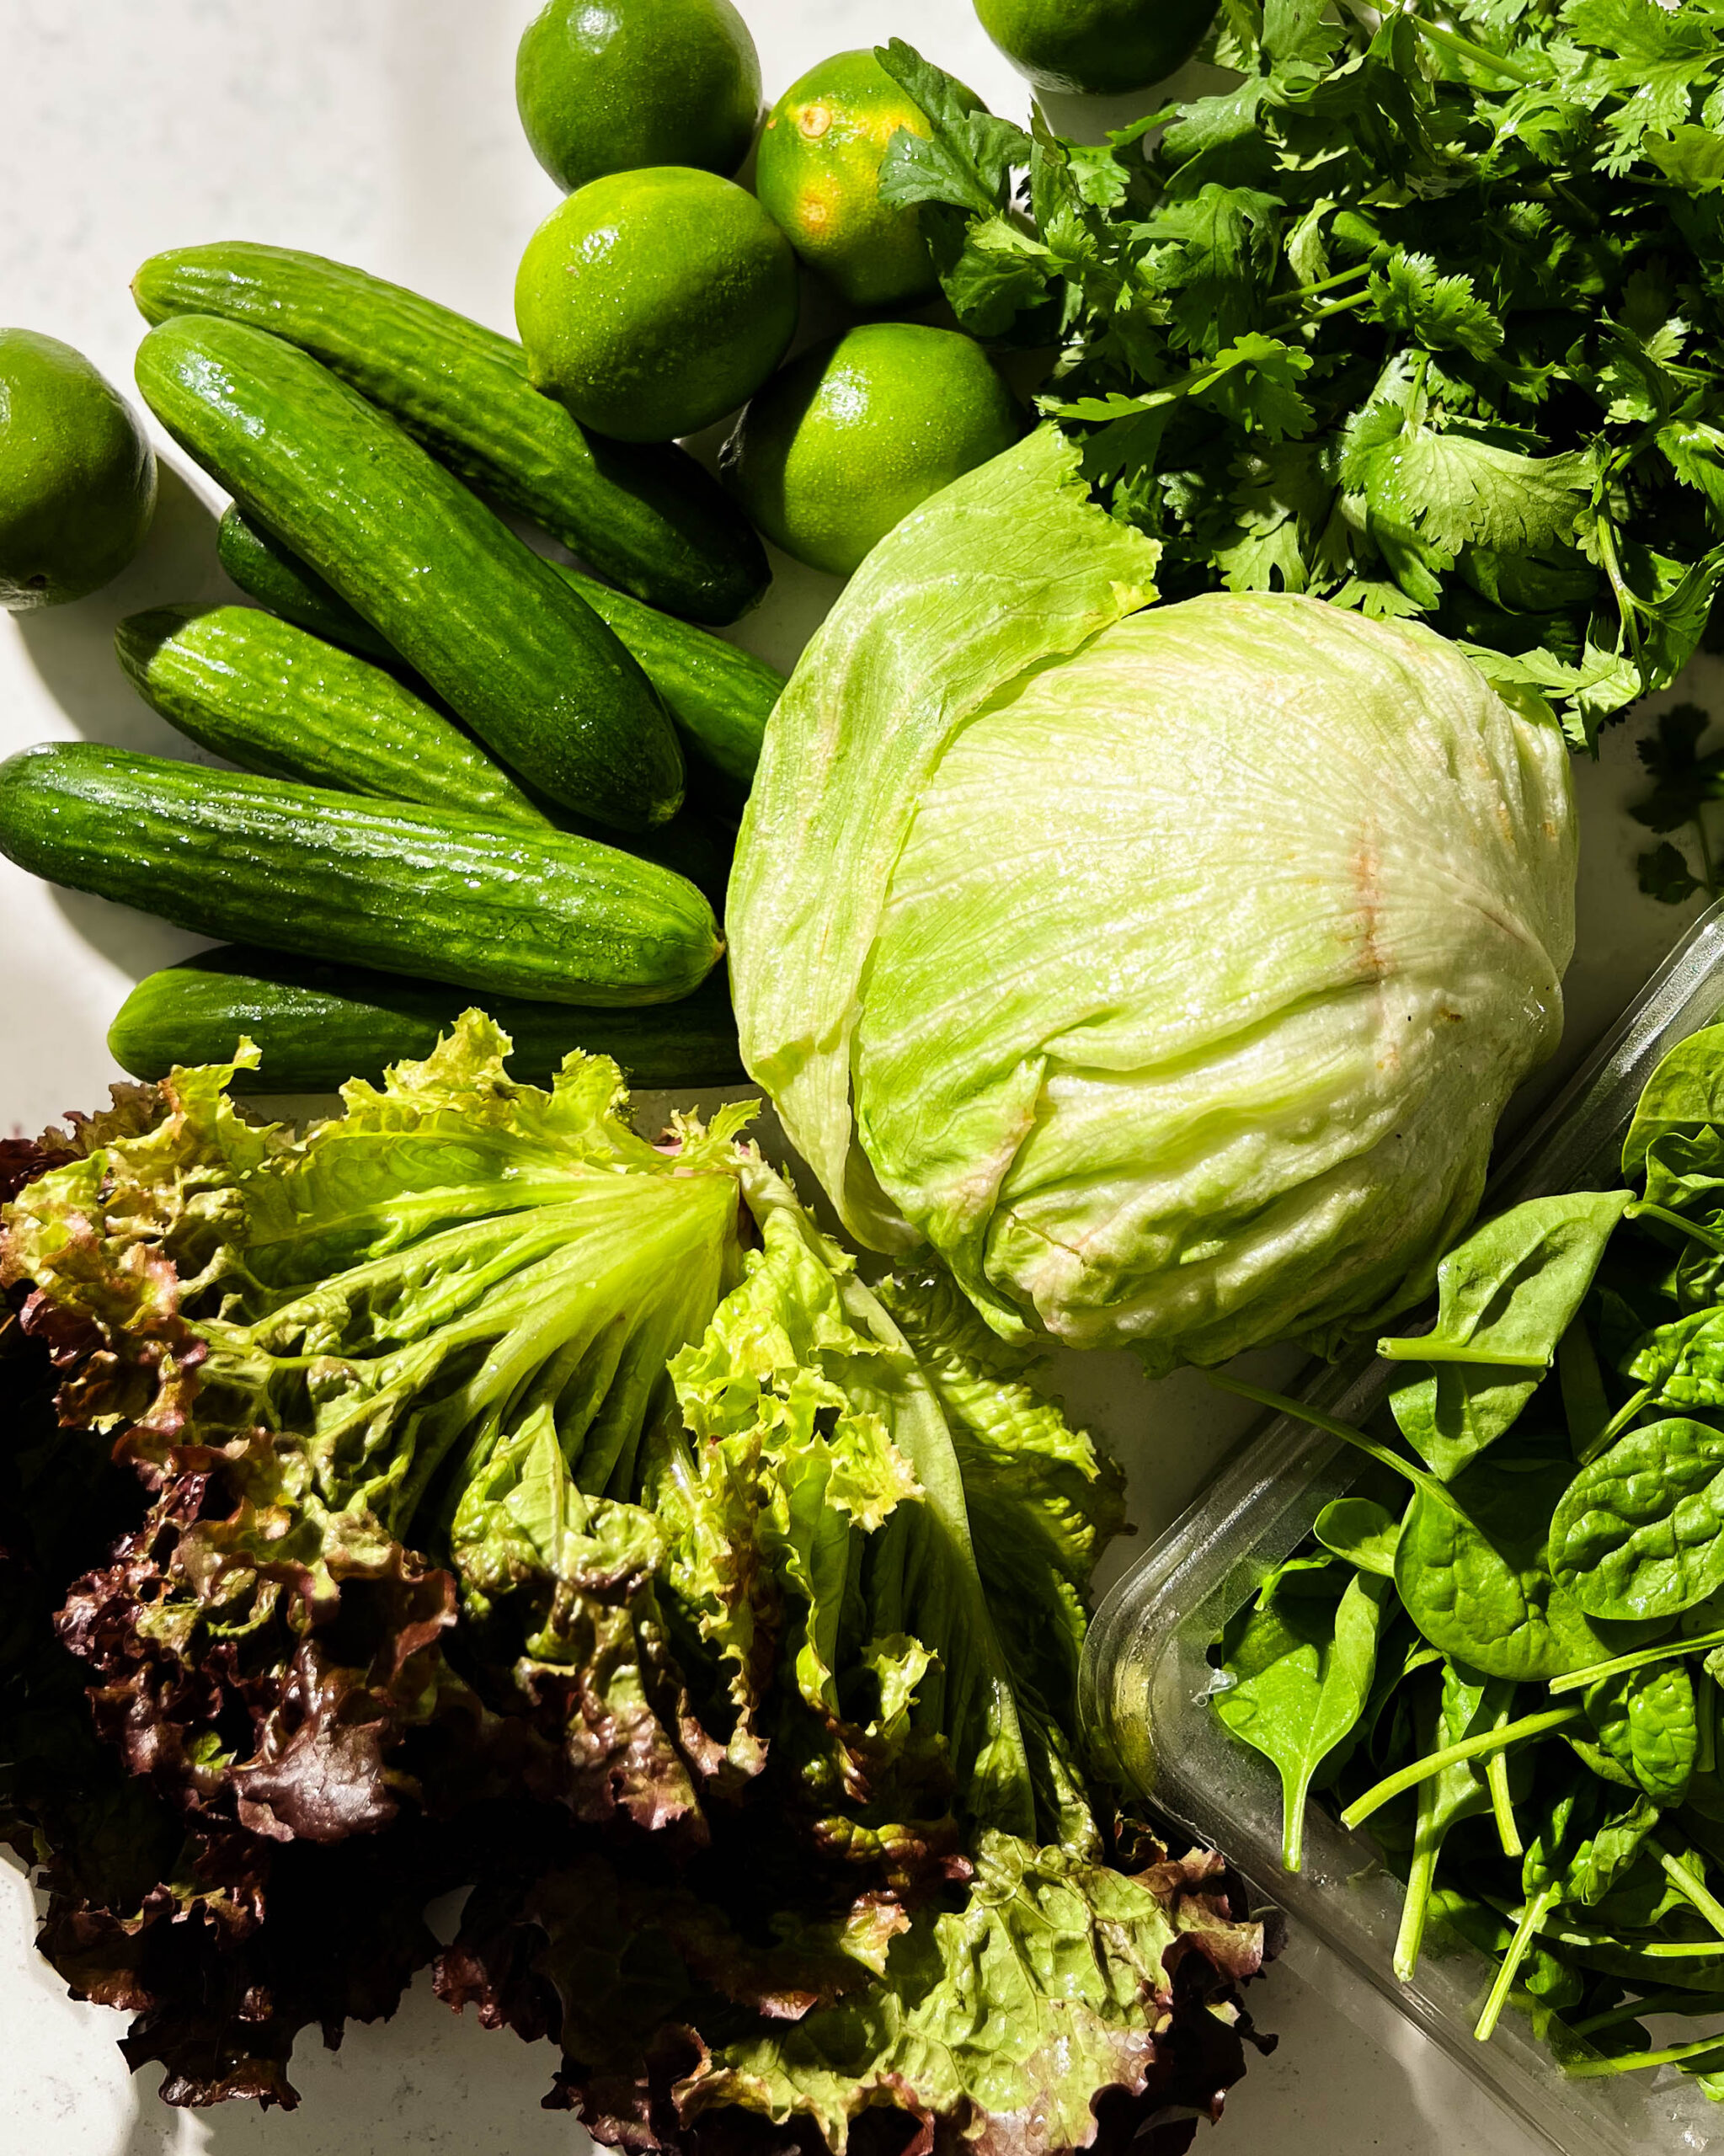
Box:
xmin=728 ymin=429 xmax=1577 ymax=1370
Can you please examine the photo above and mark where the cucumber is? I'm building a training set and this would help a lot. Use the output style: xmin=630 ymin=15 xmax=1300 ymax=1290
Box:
xmin=216 ymin=504 xmax=394 ymax=661
xmin=115 ymin=605 xmax=547 ymax=826
xmin=133 ymin=242 xmax=769 ymax=626
xmin=216 ymin=505 xmax=781 ymax=801
xmin=0 ymin=744 xmax=720 ymax=1006
xmin=558 ymin=568 xmax=779 ymax=800
xmin=134 ymin=315 xmax=683 ymax=833
xmin=109 ymin=946 xmax=745 ymax=1094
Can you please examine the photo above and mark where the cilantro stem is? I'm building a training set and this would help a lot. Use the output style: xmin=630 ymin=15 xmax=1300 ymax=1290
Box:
xmin=1401 ymin=12 xmax=1545 ymax=88
xmin=1547 ymin=1625 xmax=1724 ymax=1697
xmin=1305 ymin=291 xmax=1374 ymax=327
xmin=1593 ymin=513 xmax=1647 ymax=671
xmin=1272 ymin=262 xmax=1373 ymax=310
xmin=1339 ymin=1706 xmax=1583 ymax=1829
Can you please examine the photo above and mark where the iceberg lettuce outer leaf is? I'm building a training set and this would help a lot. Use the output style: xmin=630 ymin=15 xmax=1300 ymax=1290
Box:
xmin=731 ymin=425 xmax=1576 ymax=1368
xmin=851 ymin=593 xmax=1573 ymax=1363
xmin=728 ymin=427 xmax=1161 ymax=1254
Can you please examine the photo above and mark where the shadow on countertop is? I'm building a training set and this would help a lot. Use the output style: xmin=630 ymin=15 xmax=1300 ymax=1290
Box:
xmin=15 ymin=456 xmax=232 ymax=757
xmin=114 ymin=1961 xmax=584 ymax=2156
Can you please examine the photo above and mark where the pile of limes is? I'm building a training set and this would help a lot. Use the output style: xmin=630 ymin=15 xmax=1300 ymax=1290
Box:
xmin=510 ymin=0 xmax=1050 ymax=579
xmin=2 ymin=0 xmax=1214 ymax=611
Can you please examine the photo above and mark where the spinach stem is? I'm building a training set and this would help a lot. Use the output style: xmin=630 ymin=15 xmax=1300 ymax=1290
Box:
xmin=1340 ymin=1706 xmax=1583 ymax=1828
xmin=1548 ymin=1626 xmax=1724 ymax=1696
xmin=1580 ymin=1382 xmax=1652 ymax=1465
xmin=1654 ymin=1842 xmax=1724 ymax=1945
xmin=1626 ymin=1199 xmax=1724 ymax=1256
xmin=1203 ymin=1369 xmax=1456 ymax=1507
xmin=1476 ymin=1887 xmax=1555 ymax=2041
xmin=1567 ymin=2030 xmax=1724 ymax=2077
xmin=1486 ymin=1750 xmax=1523 ymax=1859
xmin=1572 ymin=1986 xmax=1724 ymax=2037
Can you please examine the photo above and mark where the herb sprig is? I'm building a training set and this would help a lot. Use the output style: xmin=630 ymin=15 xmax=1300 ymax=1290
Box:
xmin=878 ymin=2 xmax=1724 ymax=750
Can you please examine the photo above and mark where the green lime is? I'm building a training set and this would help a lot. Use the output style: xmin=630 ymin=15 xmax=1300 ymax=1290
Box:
xmin=974 ymin=0 xmax=1220 ymax=94
xmin=755 ymin=50 xmax=953 ymax=310
xmin=0 ymin=330 xmax=156 ymax=611
xmin=720 ymin=323 xmax=1022 ymax=577
xmin=515 ymin=0 xmax=761 ymax=195
xmin=515 ymin=167 xmax=799 ymax=444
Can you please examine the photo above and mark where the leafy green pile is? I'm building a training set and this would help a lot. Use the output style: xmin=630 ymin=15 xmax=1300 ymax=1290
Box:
xmin=1209 ymin=1022 xmax=1724 ymax=2089
xmin=0 ymin=1020 xmax=1273 ymax=2148
xmin=877 ymin=1 xmax=1724 ymax=750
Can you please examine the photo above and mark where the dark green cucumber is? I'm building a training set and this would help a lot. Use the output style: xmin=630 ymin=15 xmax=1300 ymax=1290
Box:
xmin=216 ymin=505 xmax=782 ymax=799
xmin=109 ymin=946 xmax=745 ymax=1093
xmin=134 ymin=314 xmax=682 ymax=833
xmin=133 ymin=242 xmax=769 ymax=625
xmin=558 ymin=568 xmax=779 ymax=799
xmin=115 ymin=605 xmax=547 ymax=825
xmin=216 ymin=504 xmax=394 ymax=661
xmin=0 ymin=744 xmax=720 ymax=1006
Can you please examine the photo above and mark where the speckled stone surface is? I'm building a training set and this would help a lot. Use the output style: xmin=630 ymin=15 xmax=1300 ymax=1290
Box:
xmin=0 ymin=4 xmax=1716 ymax=2151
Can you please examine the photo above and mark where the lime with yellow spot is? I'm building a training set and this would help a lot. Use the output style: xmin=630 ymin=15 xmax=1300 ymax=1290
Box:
xmin=756 ymin=50 xmax=967 ymax=310
xmin=0 ymin=329 xmax=157 ymax=610
xmin=515 ymin=0 xmax=761 ymax=195
xmin=720 ymin=323 xmax=1022 ymax=578
xmin=974 ymin=0 xmax=1220 ymax=95
xmin=515 ymin=167 xmax=798 ymax=444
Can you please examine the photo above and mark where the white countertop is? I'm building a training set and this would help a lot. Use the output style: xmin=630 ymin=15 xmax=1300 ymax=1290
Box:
xmin=1 ymin=4 xmax=1716 ymax=2153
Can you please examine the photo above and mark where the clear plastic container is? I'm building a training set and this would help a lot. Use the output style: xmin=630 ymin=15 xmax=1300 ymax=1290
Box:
xmin=1080 ymin=903 xmax=1724 ymax=2156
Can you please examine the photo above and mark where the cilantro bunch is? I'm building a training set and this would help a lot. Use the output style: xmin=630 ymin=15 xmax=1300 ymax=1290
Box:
xmin=877 ymin=1 xmax=1724 ymax=750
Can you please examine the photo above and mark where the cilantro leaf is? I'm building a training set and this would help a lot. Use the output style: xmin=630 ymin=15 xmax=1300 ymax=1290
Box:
xmin=874 ymin=40 xmax=1028 ymax=217
xmin=1369 ymin=251 xmax=1505 ymax=361
xmin=1134 ymin=184 xmax=1284 ymax=355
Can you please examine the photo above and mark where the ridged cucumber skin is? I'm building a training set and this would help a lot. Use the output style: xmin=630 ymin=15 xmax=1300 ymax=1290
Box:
xmin=559 ymin=568 xmax=779 ymax=798
xmin=0 ymin=744 xmax=721 ymax=1007
xmin=133 ymin=242 xmax=770 ymax=626
xmin=109 ymin=946 xmax=745 ymax=1093
xmin=215 ymin=505 xmax=779 ymax=800
xmin=216 ymin=504 xmax=394 ymax=661
xmin=115 ymin=605 xmax=548 ymax=827
xmin=133 ymin=314 xmax=683 ymax=834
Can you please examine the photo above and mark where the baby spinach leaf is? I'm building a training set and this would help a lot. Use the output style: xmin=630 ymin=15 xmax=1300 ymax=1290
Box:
xmin=1640 ymin=1131 xmax=1724 ymax=1222
xmin=1314 ymin=1496 xmax=1401 ymax=1577
xmin=1379 ymin=1191 xmax=1635 ymax=1371
xmin=1387 ymin=1363 xmax=1543 ymax=1484
xmin=1586 ymin=1662 xmax=1700 ymax=1807
xmin=1623 ymin=1027 xmax=1724 ymax=1184
xmin=1214 ymin=1569 xmax=1391 ymax=1870
xmin=1396 ymin=1446 xmax=1621 ymax=1682
xmin=1550 ymin=1418 xmax=1724 ymax=1621
xmin=1476 ymin=1780 xmax=1634 ymax=2040
xmin=1625 ymin=1306 xmax=1724 ymax=1411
